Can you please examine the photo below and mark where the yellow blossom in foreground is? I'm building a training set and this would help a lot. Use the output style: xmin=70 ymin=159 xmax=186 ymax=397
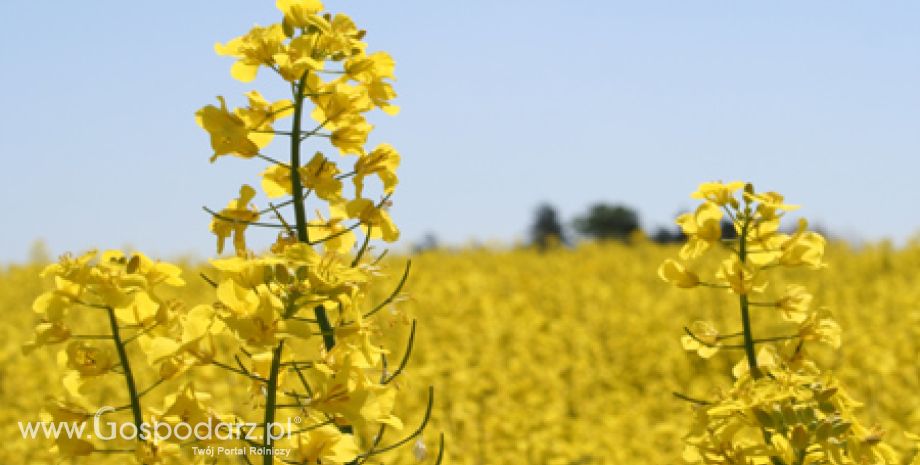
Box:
xmin=301 ymin=152 xmax=345 ymax=203
xmin=681 ymin=320 xmax=721 ymax=358
xmin=236 ymin=90 xmax=294 ymax=149
xmin=353 ymin=143 xmax=400 ymax=197
xmin=776 ymin=284 xmax=813 ymax=323
xmin=658 ymin=259 xmax=700 ymax=288
xmin=195 ymin=96 xmax=259 ymax=162
xmin=288 ymin=425 xmax=359 ymax=464
xmin=210 ymin=185 xmax=259 ymax=256
xmin=277 ymin=0 xmax=325 ymax=30
xmin=690 ymin=180 xmax=744 ymax=207
xmin=214 ymin=24 xmax=286 ymax=82
xmin=346 ymin=198 xmax=400 ymax=242
xmin=677 ymin=202 xmax=723 ymax=259
xmin=714 ymin=256 xmax=765 ymax=295
xmin=308 ymin=205 xmax=356 ymax=254
xmin=781 ymin=221 xmax=826 ymax=268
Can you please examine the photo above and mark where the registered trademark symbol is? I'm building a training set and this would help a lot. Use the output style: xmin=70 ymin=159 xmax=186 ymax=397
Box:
xmin=293 ymin=416 xmax=302 ymax=424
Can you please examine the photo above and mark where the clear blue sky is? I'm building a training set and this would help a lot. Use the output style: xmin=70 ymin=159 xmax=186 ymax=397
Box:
xmin=1 ymin=1 xmax=918 ymax=263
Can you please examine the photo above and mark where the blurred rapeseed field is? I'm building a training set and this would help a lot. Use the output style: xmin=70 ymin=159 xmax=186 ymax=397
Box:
xmin=2 ymin=239 xmax=918 ymax=464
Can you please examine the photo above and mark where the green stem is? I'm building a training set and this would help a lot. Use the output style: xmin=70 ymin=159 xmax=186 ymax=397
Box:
xmin=315 ymin=305 xmax=335 ymax=351
xmin=104 ymin=307 xmax=145 ymax=448
xmin=739 ymin=295 xmax=760 ymax=378
xmin=672 ymin=391 xmax=712 ymax=405
xmin=738 ymin=217 xmax=761 ymax=379
xmin=290 ymin=78 xmax=309 ymax=243
xmin=262 ymin=341 xmax=284 ymax=465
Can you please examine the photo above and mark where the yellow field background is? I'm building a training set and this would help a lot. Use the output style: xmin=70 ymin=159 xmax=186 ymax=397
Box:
xmin=1 ymin=239 xmax=918 ymax=464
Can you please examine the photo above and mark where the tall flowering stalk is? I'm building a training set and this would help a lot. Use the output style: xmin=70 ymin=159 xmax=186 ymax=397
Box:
xmin=26 ymin=1 xmax=441 ymax=464
xmin=660 ymin=182 xmax=902 ymax=465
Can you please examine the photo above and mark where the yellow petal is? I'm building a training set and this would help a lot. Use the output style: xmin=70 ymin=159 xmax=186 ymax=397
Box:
xmin=230 ymin=61 xmax=259 ymax=83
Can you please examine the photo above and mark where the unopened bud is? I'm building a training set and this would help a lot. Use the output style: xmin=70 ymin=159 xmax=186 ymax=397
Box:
xmin=412 ymin=438 xmax=428 ymax=461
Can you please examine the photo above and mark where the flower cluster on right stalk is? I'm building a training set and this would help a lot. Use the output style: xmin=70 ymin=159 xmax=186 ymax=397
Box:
xmin=660 ymin=181 xmax=903 ymax=465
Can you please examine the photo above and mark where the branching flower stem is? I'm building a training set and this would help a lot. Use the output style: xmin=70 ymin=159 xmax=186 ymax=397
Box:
xmin=739 ymin=211 xmax=787 ymax=465
xmin=259 ymin=73 xmax=340 ymax=465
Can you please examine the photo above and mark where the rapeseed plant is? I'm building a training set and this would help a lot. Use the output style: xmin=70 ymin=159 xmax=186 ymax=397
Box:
xmin=661 ymin=182 xmax=911 ymax=465
xmin=25 ymin=1 xmax=441 ymax=463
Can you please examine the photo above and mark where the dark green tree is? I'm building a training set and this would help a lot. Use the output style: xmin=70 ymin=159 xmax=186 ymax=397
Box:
xmin=531 ymin=203 xmax=567 ymax=250
xmin=574 ymin=203 xmax=640 ymax=241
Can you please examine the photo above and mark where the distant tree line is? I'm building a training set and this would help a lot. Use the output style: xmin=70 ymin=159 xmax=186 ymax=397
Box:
xmin=410 ymin=201 xmax=786 ymax=253
xmin=530 ymin=202 xmax=739 ymax=250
